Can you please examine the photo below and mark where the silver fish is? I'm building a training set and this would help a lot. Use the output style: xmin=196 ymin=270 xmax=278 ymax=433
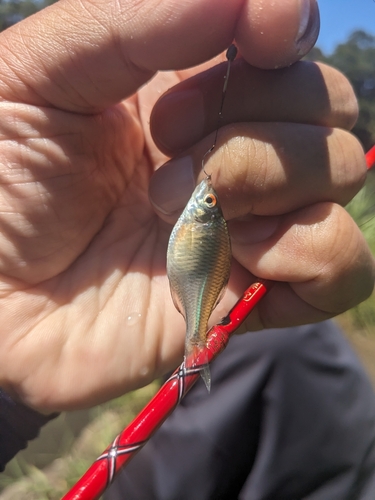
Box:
xmin=166 ymin=177 xmax=231 ymax=391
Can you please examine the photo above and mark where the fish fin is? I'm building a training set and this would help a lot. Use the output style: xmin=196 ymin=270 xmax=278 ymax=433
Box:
xmin=212 ymin=272 xmax=230 ymax=311
xmin=185 ymin=344 xmax=211 ymax=393
xmin=200 ymin=363 xmax=211 ymax=393
xmin=213 ymin=284 xmax=226 ymax=311
xmin=170 ymin=286 xmax=185 ymax=318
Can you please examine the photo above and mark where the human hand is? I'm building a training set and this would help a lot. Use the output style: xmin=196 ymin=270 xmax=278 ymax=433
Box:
xmin=150 ymin=52 xmax=374 ymax=334
xmin=0 ymin=0 xmax=371 ymax=413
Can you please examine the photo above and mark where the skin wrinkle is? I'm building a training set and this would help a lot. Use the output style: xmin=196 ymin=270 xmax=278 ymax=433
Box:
xmin=64 ymin=1 xmax=155 ymax=110
xmin=0 ymin=134 xmax=79 ymax=176
xmin=0 ymin=158 xmax=96 ymax=196
xmin=0 ymin=44 xmax=43 ymax=106
xmin=215 ymin=134 xmax=265 ymax=219
xmin=55 ymin=24 xmax=126 ymax=110
xmin=5 ymin=285 xmax=61 ymax=349
xmin=14 ymin=312 xmax=71 ymax=405
xmin=91 ymin=0 xmax=143 ymax=34
xmin=95 ymin=103 xmax=144 ymax=187
xmin=237 ymin=140 xmax=266 ymax=208
xmin=323 ymin=219 xmax=362 ymax=283
xmin=123 ymin=3 xmax=238 ymax=72
xmin=118 ymin=50 xmax=155 ymax=100
xmin=219 ymin=132 xmax=282 ymax=215
xmin=0 ymin=177 xmax=108 ymax=282
xmin=290 ymin=211 xmax=374 ymax=313
xmin=261 ymin=284 xmax=332 ymax=329
xmin=74 ymin=0 xmax=111 ymax=31
xmin=253 ymin=139 xmax=272 ymax=191
xmin=0 ymin=105 xmax=71 ymax=139
xmin=332 ymin=133 xmax=366 ymax=200
xmin=5 ymin=24 xmax=72 ymax=109
xmin=324 ymin=63 xmax=359 ymax=130
xmin=331 ymin=134 xmax=351 ymax=196
xmin=292 ymin=208 xmax=338 ymax=277
xmin=234 ymin=204 xmax=338 ymax=282
xmin=89 ymin=276 xmax=129 ymax=350
xmin=53 ymin=61 xmax=96 ymax=113
xmin=9 ymin=16 xmax=99 ymax=111
xmin=303 ymin=221 xmax=328 ymax=276
xmin=55 ymin=55 xmax=98 ymax=112
xmin=5 ymin=224 xmax=87 ymax=268
xmin=223 ymin=124 xmax=364 ymax=214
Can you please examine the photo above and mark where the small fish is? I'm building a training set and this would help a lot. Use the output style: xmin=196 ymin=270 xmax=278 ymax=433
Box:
xmin=166 ymin=177 xmax=231 ymax=391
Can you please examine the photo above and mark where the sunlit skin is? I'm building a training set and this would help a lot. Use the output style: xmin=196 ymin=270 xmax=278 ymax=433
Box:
xmin=0 ymin=0 xmax=373 ymax=413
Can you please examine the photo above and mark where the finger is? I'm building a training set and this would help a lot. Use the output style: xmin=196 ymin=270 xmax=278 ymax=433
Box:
xmin=230 ymin=203 xmax=375 ymax=321
xmin=149 ymin=123 xmax=367 ymax=222
xmin=151 ymin=61 xmax=358 ymax=154
xmin=0 ymin=0 xmax=319 ymax=113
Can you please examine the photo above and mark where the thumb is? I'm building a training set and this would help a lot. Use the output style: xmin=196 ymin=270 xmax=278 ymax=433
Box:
xmin=0 ymin=0 xmax=319 ymax=114
xmin=0 ymin=0 xmax=243 ymax=113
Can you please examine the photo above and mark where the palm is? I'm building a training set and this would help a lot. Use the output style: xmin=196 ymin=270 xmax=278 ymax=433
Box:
xmin=0 ymin=72 xmax=216 ymax=410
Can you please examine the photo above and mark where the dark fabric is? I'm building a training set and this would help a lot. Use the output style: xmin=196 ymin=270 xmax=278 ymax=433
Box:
xmin=105 ymin=321 xmax=375 ymax=500
xmin=0 ymin=388 xmax=58 ymax=471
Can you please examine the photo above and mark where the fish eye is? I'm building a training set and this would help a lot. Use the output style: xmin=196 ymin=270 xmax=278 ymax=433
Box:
xmin=204 ymin=194 xmax=217 ymax=208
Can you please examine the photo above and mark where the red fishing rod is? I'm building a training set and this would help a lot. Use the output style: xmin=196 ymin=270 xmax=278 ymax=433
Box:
xmin=366 ymin=145 xmax=375 ymax=169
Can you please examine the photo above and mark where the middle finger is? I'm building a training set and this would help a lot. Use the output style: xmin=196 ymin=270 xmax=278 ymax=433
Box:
xmin=151 ymin=60 xmax=359 ymax=155
xmin=149 ymin=121 xmax=366 ymax=221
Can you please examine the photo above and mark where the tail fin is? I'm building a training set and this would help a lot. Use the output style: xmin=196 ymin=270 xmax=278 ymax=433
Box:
xmin=185 ymin=344 xmax=211 ymax=393
xmin=200 ymin=363 xmax=211 ymax=392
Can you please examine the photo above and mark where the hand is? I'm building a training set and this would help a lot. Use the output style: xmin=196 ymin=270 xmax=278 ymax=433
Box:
xmin=149 ymin=56 xmax=374 ymax=331
xmin=0 ymin=0 xmax=371 ymax=413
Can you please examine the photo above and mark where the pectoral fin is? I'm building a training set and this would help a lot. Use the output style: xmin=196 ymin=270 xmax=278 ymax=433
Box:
xmin=170 ymin=286 xmax=185 ymax=319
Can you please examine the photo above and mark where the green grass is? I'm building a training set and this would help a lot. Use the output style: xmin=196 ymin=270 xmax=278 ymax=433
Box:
xmin=346 ymin=171 xmax=375 ymax=253
xmin=343 ymin=171 xmax=375 ymax=330
xmin=0 ymin=381 xmax=160 ymax=499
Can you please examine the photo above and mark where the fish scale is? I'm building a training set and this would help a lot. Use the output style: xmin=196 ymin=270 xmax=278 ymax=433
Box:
xmin=167 ymin=177 xmax=231 ymax=390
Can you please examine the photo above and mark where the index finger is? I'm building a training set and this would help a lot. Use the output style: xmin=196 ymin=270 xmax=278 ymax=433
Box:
xmin=0 ymin=0 xmax=319 ymax=113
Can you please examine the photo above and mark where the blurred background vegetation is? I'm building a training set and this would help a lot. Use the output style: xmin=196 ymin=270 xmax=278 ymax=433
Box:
xmin=0 ymin=0 xmax=56 ymax=31
xmin=0 ymin=1 xmax=375 ymax=499
xmin=305 ymin=30 xmax=375 ymax=153
xmin=304 ymin=30 xmax=375 ymax=333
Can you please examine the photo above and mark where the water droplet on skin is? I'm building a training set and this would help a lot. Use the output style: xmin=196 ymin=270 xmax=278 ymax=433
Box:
xmin=126 ymin=312 xmax=142 ymax=326
xmin=139 ymin=366 xmax=149 ymax=377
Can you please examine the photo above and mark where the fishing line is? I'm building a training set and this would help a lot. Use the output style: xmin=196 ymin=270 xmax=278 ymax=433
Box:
xmin=202 ymin=44 xmax=238 ymax=177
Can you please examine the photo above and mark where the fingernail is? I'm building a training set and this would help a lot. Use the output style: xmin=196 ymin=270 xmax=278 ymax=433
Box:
xmin=153 ymin=89 xmax=205 ymax=151
xmin=229 ymin=215 xmax=280 ymax=245
xmin=296 ymin=0 xmax=311 ymax=40
xmin=295 ymin=0 xmax=320 ymax=56
xmin=149 ymin=156 xmax=196 ymax=215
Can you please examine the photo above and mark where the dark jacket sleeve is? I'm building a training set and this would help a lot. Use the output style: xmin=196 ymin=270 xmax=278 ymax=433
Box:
xmin=0 ymin=388 xmax=58 ymax=471
xmin=106 ymin=321 xmax=375 ymax=500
